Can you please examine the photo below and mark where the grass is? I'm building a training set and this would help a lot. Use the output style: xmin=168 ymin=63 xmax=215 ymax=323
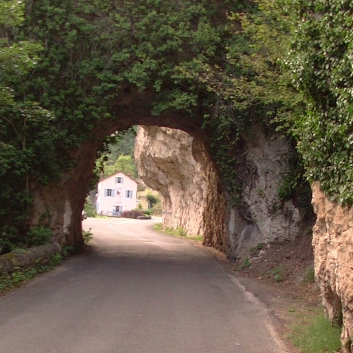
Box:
xmin=289 ymin=309 xmax=341 ymax=353
xmin=270 ymin=265 xmax=284 ymax=282
xmin=152 ymin=223 xmax=203 ymax=242
xmin=153 ymin=223 xmax=163 ymax=231
xmin=239 ymin=257 xmax=251 ymax=269
xmin=302 ymin=265 xmax=316 ymax=284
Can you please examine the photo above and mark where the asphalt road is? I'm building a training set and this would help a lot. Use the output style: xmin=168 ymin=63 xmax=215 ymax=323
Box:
xmin=0 ymin=217 xmax=287 ymax=353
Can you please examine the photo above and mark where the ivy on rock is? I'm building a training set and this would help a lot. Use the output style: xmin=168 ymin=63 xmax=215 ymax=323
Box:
xmin=288 ymin=0 xmax=353 ymax=205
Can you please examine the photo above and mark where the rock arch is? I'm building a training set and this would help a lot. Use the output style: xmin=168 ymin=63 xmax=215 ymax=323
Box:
xmin=23 ymin=0 xmax=304 ymax=261
xmin=30 ymin=90 xmax=223 ymax=248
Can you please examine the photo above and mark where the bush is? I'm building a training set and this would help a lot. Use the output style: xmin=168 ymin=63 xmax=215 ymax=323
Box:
xmin=84 ymin=197 xmax=97 ymax=217
xmin=0 ymin=226 xmax=52 ymax=254
xmin=146 ymin=193 xmax=159 ymax=208
xmin=120 ymin=210 xmax=145 ymax=219
xmin=144 ymin=209 xmax=152 ymax=216
xmin=82 ymin=228 xmax=93 ymax=245
xmin=0 ymin=226 xmax=22 ymax=254
xmin=151 ymin=201 xmax=162 ymax=216
xmin=26 ymin=227 xmax=52 ymax=247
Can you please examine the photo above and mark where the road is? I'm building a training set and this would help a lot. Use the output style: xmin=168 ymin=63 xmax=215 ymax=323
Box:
xmin=0 ymin=217 xmax=287 ymax=353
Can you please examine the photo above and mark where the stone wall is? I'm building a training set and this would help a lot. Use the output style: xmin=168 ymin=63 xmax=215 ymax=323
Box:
xmin=311 ymin=182 xmax=353 ymax=353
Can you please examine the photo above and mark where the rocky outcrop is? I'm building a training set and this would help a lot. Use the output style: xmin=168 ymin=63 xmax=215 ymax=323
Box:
xmin=227 ymin=123 xmax=303 ymax=260
xmin=135 ymin=124 xmax=304 ymax=260
xmin=0 ymin=243 xmax=62 ymax=274
xmin=134 ymin=126 xmax=227 ymax=251
xmin=312 ymin=182 xmax=353 ymax=353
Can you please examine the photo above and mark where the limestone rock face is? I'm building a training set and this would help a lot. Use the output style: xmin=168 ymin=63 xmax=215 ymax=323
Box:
xmin=311 ymin=182 xmax=353 ymax=353
xmin=227 ymin=123 xmax=303 ymax=260
xmin=135 ymin=124 xmax=303 ymax=260
xmin=134 ymin=126 xmax=227 ymax=251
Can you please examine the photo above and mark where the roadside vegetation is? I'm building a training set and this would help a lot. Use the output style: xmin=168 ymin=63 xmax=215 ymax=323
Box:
xmin=153 ymin=223 xmax=203 ymax=242
xmin=289 ymin=309 xmax=341 ymax=353
xmin=0 ymin=226 xmax=53 ymax=255
xmin=0 ymin=227 xmax=92 ymax=294
xmin=0 ymin=253 xmax=63 ymax=294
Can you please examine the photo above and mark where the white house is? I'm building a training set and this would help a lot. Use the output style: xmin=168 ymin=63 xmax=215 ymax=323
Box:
xmin=96 ymin=172 xmax=138 ymax=216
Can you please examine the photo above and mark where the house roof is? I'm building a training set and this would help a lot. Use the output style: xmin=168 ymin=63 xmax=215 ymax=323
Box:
xmin=99 ymin=171 xmax=137 ymax=183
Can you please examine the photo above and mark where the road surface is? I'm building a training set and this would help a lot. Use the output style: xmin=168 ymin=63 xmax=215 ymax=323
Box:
xmin=0 ymin=217 xmax=287 ymax=353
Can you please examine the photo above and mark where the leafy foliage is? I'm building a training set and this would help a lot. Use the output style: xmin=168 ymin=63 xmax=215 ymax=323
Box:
xmin=0 ymin=0 xmax=239 ymax=242
xmin=180 ymin=0 xmax=309 ymax=206
xmin=82 ymin=228 xmax=93 ymax=245
xmin=0 ymin=226 xmax=52 ymax=254
xmin=3 ymin=0 xmax=350 ymax=250
xmin=26 ymin=226 xmax=52 ymax=247
xmin=288 ymin=0 xmax=353 ymax=205
xmin=84 ymin=197 xmax=97 ymax=217
xmin=0 ymin=253 xmax=63 ymax=294
xmin=103 ymin=155 xmax=137 ymax=178
xmin=0 ymin=1 xmax=62 ymax=243
xmin=147 ymin=193 xmax=159 ymax=208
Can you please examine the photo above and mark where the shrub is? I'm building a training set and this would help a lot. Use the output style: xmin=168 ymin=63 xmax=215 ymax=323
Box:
xmin=146 ymin=193 xmax=159 ymax=208
xmin=120 ymin=210 xmax=145 ymax=219
xmin=26 ymin=227 xmax=52 ymax=247
xmin=0 ymin=226 xmax=21 ymax=254
xmin=84 ymin=197 xmax=97 ymax=217
xmin=82 ymin=228 xmax=93 ymax=245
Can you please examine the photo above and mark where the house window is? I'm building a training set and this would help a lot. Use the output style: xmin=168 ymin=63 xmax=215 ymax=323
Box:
xmin=125 ymin=190 xmax=133 ymax=198
xmin=104 ymin=189 xmax=115 ymax=197
xmin=115 ymin=177 xmax=124 ymax=184
xmin=114 ymin=205 xmax=123 ymax=214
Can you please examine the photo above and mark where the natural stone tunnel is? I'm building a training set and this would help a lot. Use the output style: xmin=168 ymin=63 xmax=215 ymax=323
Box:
xmin=25 ymin=108 xmax=353 ymax=353
xmin=30 ymin=87 xmax=304 ymax=263
xmin=30 ymin=88 xmax=215 ymax=248
xmin=22 ymin=0 xmax=305 ymax=261
xmin=8 ymin=0 xmax=353 ymax=350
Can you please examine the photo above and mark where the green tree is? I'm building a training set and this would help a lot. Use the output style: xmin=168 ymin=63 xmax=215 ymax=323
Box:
xmin=104 ymin=155 xmax=137 ymax=178
xmin=105 ymin=128 xmax=137 ymax=163
xmin=0 ymin=0 xmax=61 ymax=243
xmin=147 ymin=193 xmax=159 ymax=209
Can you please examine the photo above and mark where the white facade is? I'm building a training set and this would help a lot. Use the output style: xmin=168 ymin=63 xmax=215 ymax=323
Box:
xmin=96 ymin=172 xmax=138 ymax=215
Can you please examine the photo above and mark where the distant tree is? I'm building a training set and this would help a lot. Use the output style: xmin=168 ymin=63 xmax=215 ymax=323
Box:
xmin=147 ymin=193 xmax=159 ymax=209
xmin=84 ymin=197 xmax=96 ymax=217
xmin=105 ymin=129 xmax=137 ymax=164
xmin=104 ymin=155 xmax=137 ymax=178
